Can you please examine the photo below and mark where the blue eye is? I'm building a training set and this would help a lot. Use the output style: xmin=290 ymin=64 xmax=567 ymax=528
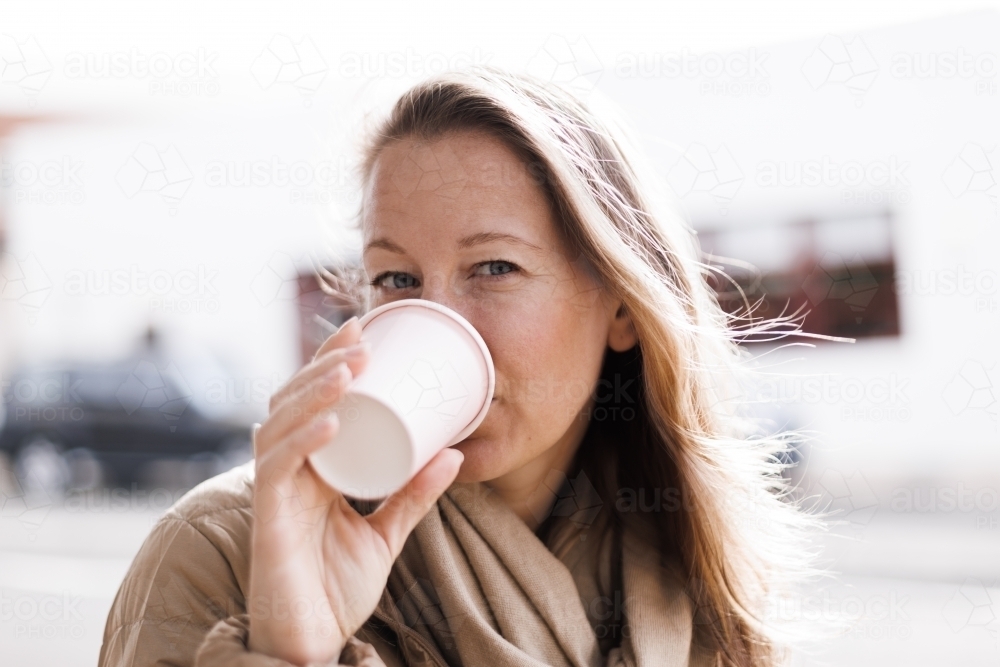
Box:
xmin=370 ymin=272 xmax=419 ymax=290
xmin=369 ymin=261 xmax=520 ymax=291
xmin=477 ymin=260 xmax=518 ymax=278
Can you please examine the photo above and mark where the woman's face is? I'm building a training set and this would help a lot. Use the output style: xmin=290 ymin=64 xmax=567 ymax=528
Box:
xmin=362 ymin=130 xmax=630 ymax=484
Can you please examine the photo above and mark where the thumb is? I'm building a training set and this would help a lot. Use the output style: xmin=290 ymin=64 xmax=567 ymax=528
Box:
xmin=365 ymin=447 xmax=464 ymax=559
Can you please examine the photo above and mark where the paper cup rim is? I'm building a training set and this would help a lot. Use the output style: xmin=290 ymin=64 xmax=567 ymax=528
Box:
xmin=356 ymin=299 xmax=495 ymax=446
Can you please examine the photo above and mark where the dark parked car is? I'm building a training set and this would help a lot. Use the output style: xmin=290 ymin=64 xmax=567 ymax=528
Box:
xmin=1 ymin=354 xmax=253 ymax=491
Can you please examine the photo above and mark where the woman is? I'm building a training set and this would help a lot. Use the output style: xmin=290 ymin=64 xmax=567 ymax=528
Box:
xmin=99 ymin=67 xmax=812 ymax=667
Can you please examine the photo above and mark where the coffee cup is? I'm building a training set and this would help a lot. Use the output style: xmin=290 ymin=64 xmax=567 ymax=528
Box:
xmin=307 ymin=298 xmax=494 ymax=500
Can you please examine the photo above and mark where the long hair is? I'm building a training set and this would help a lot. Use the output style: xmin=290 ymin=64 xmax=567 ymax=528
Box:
xmin=321 ymin=67 xmax=818 ymax=666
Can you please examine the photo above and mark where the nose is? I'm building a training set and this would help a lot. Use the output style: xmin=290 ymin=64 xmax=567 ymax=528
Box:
xmin=415 ymin=283 xmax=496 ymax=402
xmin=416 ymin=273 xmax=464 ymax=315
xmin=417 ymin=274 xmax=483 ymax=341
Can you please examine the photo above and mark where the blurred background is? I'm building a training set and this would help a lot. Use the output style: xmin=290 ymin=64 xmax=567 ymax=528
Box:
xmin=0 ymin=1 xmax=997 ymax=664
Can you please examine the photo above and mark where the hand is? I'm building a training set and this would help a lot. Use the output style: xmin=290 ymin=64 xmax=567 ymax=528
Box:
xmin=247 ymin=316 xmax=464 ymax=665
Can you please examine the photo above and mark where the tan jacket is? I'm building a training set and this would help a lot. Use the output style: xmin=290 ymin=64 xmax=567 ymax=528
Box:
xmin=98 ymin=459 xmax=705 ymax=666
xmin=98 ymin=461 xmax=410 ymax=666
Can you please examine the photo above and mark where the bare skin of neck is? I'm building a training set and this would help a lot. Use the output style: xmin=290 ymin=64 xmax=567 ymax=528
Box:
xmin=484 ymin=392 xmax=596 ymax=532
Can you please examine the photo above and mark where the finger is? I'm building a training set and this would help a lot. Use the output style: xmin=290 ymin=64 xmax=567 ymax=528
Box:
xmin=257 ymin=361 xmax=354 ymax=455
xmin=269 ymin=341 xmax=371 ymax=416
xmin=314 ymin=316 xmax=362 ymax=361
xmin=256 ymin=413 xmax=339 ymax=481
xmin=254 ymin=414 xmax=342 ymax=524
xmin=268 ymin=316 xmax=365 ymax=413
xmin=366 ymin=448 xmax=465 ymax=559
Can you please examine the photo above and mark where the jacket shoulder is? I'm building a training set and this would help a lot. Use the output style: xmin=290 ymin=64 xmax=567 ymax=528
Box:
xmin=165 ymin=459 xmax=256 ymax=522
xmin=98 ymin=461 xmax=257 ymax=667
xmin=157 ymin=459 xmax=257 ymax=586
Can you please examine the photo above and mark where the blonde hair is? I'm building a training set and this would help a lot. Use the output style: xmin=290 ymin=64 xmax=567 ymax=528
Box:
xmin=322 ymin=67 xmax=818 ymax=666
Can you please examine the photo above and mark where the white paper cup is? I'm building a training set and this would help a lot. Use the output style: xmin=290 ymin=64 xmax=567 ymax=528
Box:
xmin=308 ymin=299 xmax=494 ymax=500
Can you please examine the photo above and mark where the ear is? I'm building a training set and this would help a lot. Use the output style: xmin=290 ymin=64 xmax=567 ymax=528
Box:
xmin=607 ymin=302 xmax=638 ymax=352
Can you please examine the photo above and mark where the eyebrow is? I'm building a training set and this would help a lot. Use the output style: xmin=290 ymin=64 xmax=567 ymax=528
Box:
xmin=364 ymin=231 xmax=543 ymax=255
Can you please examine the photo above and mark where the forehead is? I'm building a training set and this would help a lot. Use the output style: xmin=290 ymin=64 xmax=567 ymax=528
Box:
xmin=363 ymin=130 xmax=559 ymax=244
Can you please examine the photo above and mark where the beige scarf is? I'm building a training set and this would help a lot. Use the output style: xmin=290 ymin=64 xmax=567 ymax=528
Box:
xmin=372 ymin=481 xmax=716 ymax=667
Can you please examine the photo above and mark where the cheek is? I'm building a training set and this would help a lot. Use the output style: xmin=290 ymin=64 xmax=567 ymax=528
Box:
xmin=476 ymin=294 xmax=604 ymax=419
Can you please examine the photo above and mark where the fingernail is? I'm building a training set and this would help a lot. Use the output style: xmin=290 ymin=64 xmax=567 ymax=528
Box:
xmin=327 ymin=362 xmax=350 ymax=383
xmin=313 ymin=416 xmax=335 ymax=432
xmin=337 ymin=315 xmax=359 ymax=333
xmin=345 ymin=341 xmax=371 ymax=358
